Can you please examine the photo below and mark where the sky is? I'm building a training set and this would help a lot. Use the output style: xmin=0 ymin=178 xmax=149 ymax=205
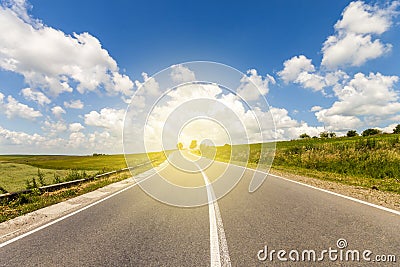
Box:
xmin=0 ymin=0 xmax=399 ymax=154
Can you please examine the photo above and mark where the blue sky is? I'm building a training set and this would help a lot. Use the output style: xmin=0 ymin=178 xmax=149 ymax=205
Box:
xmin=0 ymin=0 xmax=399 ymax=154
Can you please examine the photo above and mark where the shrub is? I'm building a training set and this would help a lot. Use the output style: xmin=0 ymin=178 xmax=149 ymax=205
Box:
xmin=319 ymin=131 xmax=329 ymax=138
xmin=393 ymin=124 xmax=400 ymax=134
xmin=53 ymin=174 xmax=62 ymax=184
xmin=347 ymin=130 xmax=358 ymax=137
xmin=37 ymin=169 xmax=46 ymax=186
xmin=362 ymin=128 xmax=381 ymax=137
xmin=25 ymin=177 xmax=38 ymax=190
xmin=299 ymin=133 xmax=310 ymax=139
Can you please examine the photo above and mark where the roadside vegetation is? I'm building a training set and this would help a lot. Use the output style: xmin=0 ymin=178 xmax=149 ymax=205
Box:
xmin=209 ymin=127 xmax=400 ymax=195
xmin=0 ymin=152 xmax=168 ymax=222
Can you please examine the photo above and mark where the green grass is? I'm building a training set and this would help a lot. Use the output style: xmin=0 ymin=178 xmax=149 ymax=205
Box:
xmin=0 ymin=163 xmax=98 ymax=193
xmin=0 ymin=151 xmax=169 ymax=222
xmin=0 ymin=154 xmax=129 ymax=171
xmin=210 ymin=134 xmax=400 ymax=194
xmin=0 ymin=151 xmax=169 ymax=193
xmin=0 ymin=164 xmax=154 ymax=223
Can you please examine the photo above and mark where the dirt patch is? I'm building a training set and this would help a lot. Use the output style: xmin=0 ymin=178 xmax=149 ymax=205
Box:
xmin=270 ymin=169 xmax=400 ymax=211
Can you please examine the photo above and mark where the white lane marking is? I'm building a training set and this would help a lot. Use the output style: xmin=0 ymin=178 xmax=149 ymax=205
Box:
xmin=0 ymin=169 xmax=159 ymax=248
xmin=195 ymin=162 xmax=231 ymax=267
xmin=226 ymin=163 xmax=400 ymax=216
xmin=269 ymin=173 xmax=400 ymax=216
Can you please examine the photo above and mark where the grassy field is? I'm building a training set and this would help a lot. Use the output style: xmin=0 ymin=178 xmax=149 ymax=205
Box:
xmin=0 ymin=163 xmax=159 ymax=223
xmin=210 ymin=134 xmax=400 ymax=194
xmin=0 ymin=163 xmax=98 ymax=193
xmin=0 ymin=151 xmax=168 ymax=193
xmin=0 ymin=151 xmax=169 ymax=222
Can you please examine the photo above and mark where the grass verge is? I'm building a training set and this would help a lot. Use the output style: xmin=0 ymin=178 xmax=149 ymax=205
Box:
xmin=204 ymin=134 xmax=400 ymax=194
xmin=0 ymin=152 xmax=168 ymax=223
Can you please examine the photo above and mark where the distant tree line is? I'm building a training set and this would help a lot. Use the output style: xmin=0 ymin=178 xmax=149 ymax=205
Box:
xmin=92 ymin=153 xmax=106 ymax=156
xmin=299 ymin=124 xmax=400 ymax=139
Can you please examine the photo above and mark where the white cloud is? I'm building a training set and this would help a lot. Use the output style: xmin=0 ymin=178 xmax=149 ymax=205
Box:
xmin=68 ymin=132 xmax=86 ymax=148
xmin=1 ymin=0 xmax=36 ymax=25
xmin=278 ymin=55 xmax=327 ymax=92
xmin=135 ymin=72 xmax=160 ymax=96
xmin=64 ymin=99 xmax=84 ymax=109
xmin=41 ymin=120 xmax=67 ymax=136
xmin=310 ymin=106 xmax=322 ymax=112
xmin=335 ymin=1 xmax=398 ymax=35
xmin=321 ymin=1 xmax=398 ymax=69
xmin=0 ymin=125 xmax=45 ymax=146
xmin=0 ymin=94 xmax=42 ymax=120
xmin=21 ymin=87 xmax=51 ymax=106
xmin=84 ymin=107 xmax=125 ymax=134
xmin=51 ymin=106 xmax=66 ymax=118
xmin=170 ymin=64 xmax=196 ymax=83
xmin=379 ymin=123 xmax=399 ymax=134
xmin=270 ymin=107 xmax=325 ymax=139
xmin=314 ymin=72 xmax=400 ymax=130
xmin=315 ymin=110 xmax=362 ymax=131
xmin=131 ymin=82 xmax=326 ymax=151
xmin=278 ymin=55 xmax=315 ymax=83
xmin=69 ymin=122 xmax=85 ymax=132
xmin=295 ymin=72 xmax=326 ymax=92
xmin=0 ymin=1 xmax=133 ymax=96
xmin=237 ymin=69 xmax=275 ymax=101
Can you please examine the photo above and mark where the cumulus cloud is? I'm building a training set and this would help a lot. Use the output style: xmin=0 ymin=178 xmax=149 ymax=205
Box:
xmin=237 ymin=69 xmax=275 ymax=101
xmin=0 ymin=1 xmax=134 ymax=96
xmin=64 ymin=99 xmax=84 ymax=109
xmin=69 ymin=122 xmax=85 ymax=132
xmin=310 ymin=106 xmax=322 ymax=112
xmin=20 ymin=87 xmax=51 ymax=106
xmin=278 ymin=55 xmax=327 ymax=92
xmin=170 ymin=64 xmax=196 ymax=83
xmin=135 ymin=72 xmax=160 ymax=96
xmin=321 ymin=1 xmax=399 ymax=69
xmin=84 ymin=107 xmax=125 ymax=134
xmin=41 ymin=120 xmax=67 ymax=136
xmin=270 ymin=107 xmax=325 ymax=139
xmin=314 ymin=72 xmax=400 ymax=130
xmin=0 ymin=125 xmax=45 ymax=146
xmin=278 ymin=55 xmax=315 ymax=83
xmin=0 ymin=93 xmax=42 ymax=119
xmin=51 ymin=106 xmax=66 ymax=118
xmin=68 ymin=132 xmax=86 ymax=148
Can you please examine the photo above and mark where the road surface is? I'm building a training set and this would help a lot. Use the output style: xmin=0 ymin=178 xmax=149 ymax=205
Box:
xmin=1 ymin=151 xmax=399 ymax=266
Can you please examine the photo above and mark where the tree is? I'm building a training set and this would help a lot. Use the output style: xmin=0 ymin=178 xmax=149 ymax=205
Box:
xmin=189 ymin=140 xmax=197 ymax=149
xmin=319 ymin=131 xmax=329 ymax=138
xmin=329 ymin=132 xmax=336 ymax=138
xmin=299 ymin=133 xmax=310 ymax=139
xmin=346 ymin=130 xmax=358 ymax=137
xmin=393 ymin=124 xmax=400 ymax=134
xmin=177 ymin=142 xmax=184 ymax=150
xmin=362 ymin=128 xmax=381 ymax=137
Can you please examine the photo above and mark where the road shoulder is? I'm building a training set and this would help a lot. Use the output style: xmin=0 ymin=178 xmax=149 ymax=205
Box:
xmin=0 ymin=167 xmax=158 ymax=245
xmin=270 ymin=169 xmax=400 ymax=212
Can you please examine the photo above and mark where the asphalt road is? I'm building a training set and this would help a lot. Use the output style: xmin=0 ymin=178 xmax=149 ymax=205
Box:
xmin=1 ymin=151 xmax=399 ymax=266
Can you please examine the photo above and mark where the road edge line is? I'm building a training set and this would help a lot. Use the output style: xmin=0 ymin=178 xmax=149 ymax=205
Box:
xmin=0 ymin=170 xmax=158 ymax=248
xmin=268 ymin=173 xmax=400 ymax=216
xmin=224 ymin=162 xmax=400 ymax=216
